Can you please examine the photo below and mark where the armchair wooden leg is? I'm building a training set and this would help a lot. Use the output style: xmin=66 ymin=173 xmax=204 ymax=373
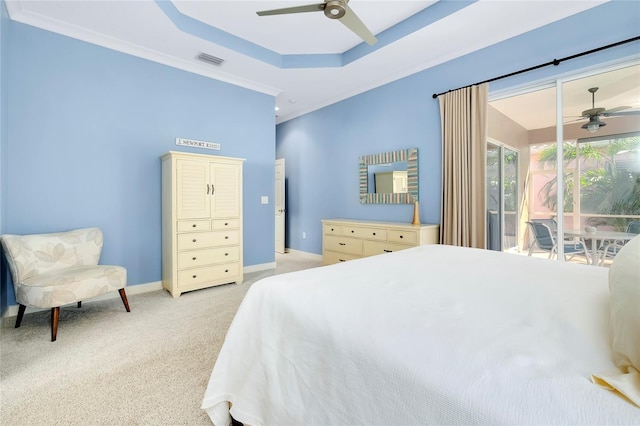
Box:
xmin=51 ymin=307 xmax=60 ymax=342
xmin=118 ymin=288 xmax=131 ymax=312
xmin=77 ymin=301 xmax=82 ymax=308
xmin=15 ymin=304 xmax=26 ymax=328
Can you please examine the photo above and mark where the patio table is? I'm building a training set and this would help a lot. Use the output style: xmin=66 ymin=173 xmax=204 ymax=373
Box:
xmin=564 ymin=229 xmax=637 ymax=266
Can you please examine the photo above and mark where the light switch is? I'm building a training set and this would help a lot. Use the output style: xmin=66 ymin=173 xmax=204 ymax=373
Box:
xmin=261 ymin=196 xmax=269 ymax=204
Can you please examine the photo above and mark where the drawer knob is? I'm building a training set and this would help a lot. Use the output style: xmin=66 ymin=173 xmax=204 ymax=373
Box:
xmin=225 ymin=269 xmax=229 ymax=273
xmin=331 ymin=228 xmax=334 ymax=231
xmin=192 ymin=257 xmax=197 ymax=260
xmin=192 ymin=275 xmax=197 ymax=279
xmin=351 ymin=230 xmax=354 ymax=233
xmin=225 ymin=236 xmax=229 ymax=239
xmin=338 ymin=242 xmax=346 ymax=246
xmin=372 ymin=232 xmax=376 ymax=236
xmin=192 ymin=224 xmax=197 ymax=228
xmin=399 ymin=235 xmax=404 ymax=239
xmin=225 ymin=253 xmax=229 ymax=256
xmin=225 ymin=222 xmax=229 ymax=226
xmin=192 ymin=239 xmax=197 ymax=242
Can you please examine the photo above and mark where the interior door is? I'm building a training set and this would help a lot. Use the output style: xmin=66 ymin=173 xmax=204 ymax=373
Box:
xmin=275 ymin=158 xmax=286 ymax=254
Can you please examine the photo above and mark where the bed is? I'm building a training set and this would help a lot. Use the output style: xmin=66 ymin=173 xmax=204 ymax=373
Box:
xmin=202 ymin=242 xmax=640 ymax=425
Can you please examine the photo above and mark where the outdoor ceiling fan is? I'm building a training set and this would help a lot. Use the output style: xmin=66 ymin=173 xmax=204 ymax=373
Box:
xmin=576 ymin=87 xmax=639 ymax=133
xmin=256 ymin=0 xmax=378 ymax=46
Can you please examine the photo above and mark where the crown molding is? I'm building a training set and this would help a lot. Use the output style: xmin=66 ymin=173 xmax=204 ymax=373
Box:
xmin=5 ymin=2 xmax=281 ymax=97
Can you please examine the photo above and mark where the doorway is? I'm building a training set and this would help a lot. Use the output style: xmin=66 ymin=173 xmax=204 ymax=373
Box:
xmin=275 ymin=158 xmax=286 ymax=254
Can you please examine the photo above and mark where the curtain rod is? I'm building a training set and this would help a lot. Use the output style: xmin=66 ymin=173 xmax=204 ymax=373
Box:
xmin=431 ymin=35 xmax=640 ymax=99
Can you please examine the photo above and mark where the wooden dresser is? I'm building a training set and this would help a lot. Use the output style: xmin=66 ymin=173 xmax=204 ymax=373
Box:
xmin=321 ymin=219 xmax=439 ymax=265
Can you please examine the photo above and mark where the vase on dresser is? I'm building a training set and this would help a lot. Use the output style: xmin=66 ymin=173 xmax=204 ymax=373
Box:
xmin=412 ymin=201 xmax=421 ymax=225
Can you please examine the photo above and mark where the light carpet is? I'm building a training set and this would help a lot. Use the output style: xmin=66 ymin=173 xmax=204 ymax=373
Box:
xmin=0 ymin=251 xmax=322 ymax=426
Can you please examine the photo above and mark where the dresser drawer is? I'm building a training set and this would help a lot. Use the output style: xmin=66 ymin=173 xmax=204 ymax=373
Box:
xmin=343 ymin=226 xmax=387 ymax=241
xmin=212 ymin=219 xmax=240 ymax=230
xmin=177 ymin=262 xmax=240 ymax=288
xmin=177 ymin=220 xmax=210 ymax=232
xmin=363 ymin=240 xmax=412 ymax=257
xmin=323 ymin=224 xmax=342 ymax=235
xmin=324 ymin=235 xmax=363 ymax=255
xmin=323 ymin=250 xmax=361 ymax=265
xmin=388 ymin=229 xmax=418 ymax=244
xmin=177 ymin=230 xmax=240 ymax=251
xmin=177 ymin=246 xmax=241 ymax=269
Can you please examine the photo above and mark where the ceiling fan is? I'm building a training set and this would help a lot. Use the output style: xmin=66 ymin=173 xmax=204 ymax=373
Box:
xmin=575 ymin=87 xmax=639 ymax=133
xmin=256 ymin=0 xmax=378 ymax=46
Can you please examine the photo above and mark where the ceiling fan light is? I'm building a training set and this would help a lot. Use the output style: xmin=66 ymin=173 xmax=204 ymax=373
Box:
xmin=581 ymin=115 xmax=606 ymax=133
xmin=584 ymin=122 xmax=600 ymax=133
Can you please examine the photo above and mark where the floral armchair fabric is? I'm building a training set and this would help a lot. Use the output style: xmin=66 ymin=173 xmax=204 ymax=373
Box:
xmin=0 ymin=227 xmax=129 ymax=341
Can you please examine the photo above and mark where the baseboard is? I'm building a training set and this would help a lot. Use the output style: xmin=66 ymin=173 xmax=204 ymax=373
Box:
xmin=0 ymin=256 xmax=306 ymax=322
xmin=244 ymin=262 xmax=276 ymax=273
xmin=284 ymin=248 xmax=322 ymax=261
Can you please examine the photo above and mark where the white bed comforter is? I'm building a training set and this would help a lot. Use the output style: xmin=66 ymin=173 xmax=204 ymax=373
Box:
xmin=202 ymin=244 xmax=639 ymax=425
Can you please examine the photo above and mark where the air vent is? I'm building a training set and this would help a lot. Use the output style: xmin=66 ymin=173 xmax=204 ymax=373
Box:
xmin=196 ymin=52 xmax=224 ymax=66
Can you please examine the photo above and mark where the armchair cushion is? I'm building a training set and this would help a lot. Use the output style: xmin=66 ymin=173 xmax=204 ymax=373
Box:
xmin=18 ymin=265 xmax=126 ymax=309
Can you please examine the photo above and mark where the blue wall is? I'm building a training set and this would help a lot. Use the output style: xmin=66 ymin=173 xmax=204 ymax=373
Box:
xmin=1 ymin=20 xmax=276 ymax=310
xmin=0 ymin=1 xmax=8 ymax=310
xmin=276 ymin=0 xmax=640 ymax=254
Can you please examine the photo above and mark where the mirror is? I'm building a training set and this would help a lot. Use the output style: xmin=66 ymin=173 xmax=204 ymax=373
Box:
xmin=359 ymin=148 xmax=418 ymax=204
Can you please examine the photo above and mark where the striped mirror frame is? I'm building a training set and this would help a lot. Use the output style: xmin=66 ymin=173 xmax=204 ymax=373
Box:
xmin=359 ymin=147 xmax=418 ymax=204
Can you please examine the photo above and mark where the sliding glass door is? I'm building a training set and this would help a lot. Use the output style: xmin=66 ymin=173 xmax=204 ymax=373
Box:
xmin=487 ymin=142 xmax=519 ymax=252
xmin=490 ymin=61 xmax=639 ymax=265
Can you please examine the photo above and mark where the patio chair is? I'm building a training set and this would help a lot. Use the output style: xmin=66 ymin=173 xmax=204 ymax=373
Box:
xmin=598 ymin=220 xmax=640 ymax=265
xmin=526 ymin=219 xmax=557 ymax=255
xmin=526 ymin=221 xmax=589 ymax=262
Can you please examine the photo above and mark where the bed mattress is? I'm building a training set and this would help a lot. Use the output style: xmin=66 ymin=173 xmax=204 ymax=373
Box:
xmin=202 ymin=244 xmax=639 ymax=425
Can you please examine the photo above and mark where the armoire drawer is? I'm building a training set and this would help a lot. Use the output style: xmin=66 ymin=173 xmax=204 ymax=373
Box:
xmin=177 ymin=246 xmax=241 ymax=269
xmin=177 ymin=262 xmax=240 ymax=288
xmin=212 ymin=219 xmax=240 ymax=230
xmin=363 ymin=240 xmax=413 ymax=257
xmin=177 ymin=230 xmax=240 ymax=251
xmin=324 ymin=235 xmax=363 ymax=255
xmin=323 ymin=250 xmax=362 ymax=265
xmin=177 ymin=220 xmax=210 ymax=232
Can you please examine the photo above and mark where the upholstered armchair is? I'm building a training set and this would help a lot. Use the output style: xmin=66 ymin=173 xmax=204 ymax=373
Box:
xmin=0 ymin=227 xmax=130 ymax=341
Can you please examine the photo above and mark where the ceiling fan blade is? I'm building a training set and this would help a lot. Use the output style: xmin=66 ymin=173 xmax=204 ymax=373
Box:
xmin=604 ymin=110 xmax=640 ymax=117
xmin=563 ymin=117 xmax=588 ymax=123
xmin=338 ymin=4 xmax=377 ymax=45
xmin=257 ymin=4 xmax=325 ymax=16
xmin=604 ymin=106 xmax=631 ymax=114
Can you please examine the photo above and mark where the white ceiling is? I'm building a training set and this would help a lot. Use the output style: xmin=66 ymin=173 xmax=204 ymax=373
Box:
xmin=6 ymin=0 xmax=627 ymax=124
